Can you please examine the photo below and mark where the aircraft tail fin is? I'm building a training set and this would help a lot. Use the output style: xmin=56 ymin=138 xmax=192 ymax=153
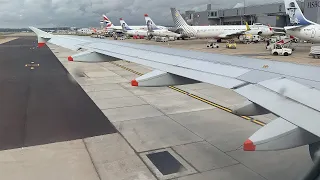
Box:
xmin=102 ymin=14 xmax=109 ymax=21
xmin=170 ymin=8 xmax=196 ymax=37
xmin=245 ymin=22 xmax=251 ymax=31
xmin=102 ymin=14 xmax=114 ymax=28
xmin=29 ymin=27 xmax=52 ymax=48
xmin=144 ymin=14 xmax=159 ymax=31
xmin=119 ymin=18 xmax=132 ymax=32
xmin=284 ymin=0 xmax=314 ymax=26
xmin=170 ymin=8 xmax=190 ymax=28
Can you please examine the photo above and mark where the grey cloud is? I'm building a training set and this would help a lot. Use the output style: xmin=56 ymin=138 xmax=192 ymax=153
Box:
xmin=0 ymin=0 xmax=286 ymax=28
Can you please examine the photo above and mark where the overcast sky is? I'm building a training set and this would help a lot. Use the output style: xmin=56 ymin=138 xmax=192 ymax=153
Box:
xmin=0 ymin=0 xmax=287 ymax=28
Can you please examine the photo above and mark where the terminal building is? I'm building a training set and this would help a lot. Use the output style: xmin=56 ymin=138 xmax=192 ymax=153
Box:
xmin=180 ymin=0 xmax=320 ymax=27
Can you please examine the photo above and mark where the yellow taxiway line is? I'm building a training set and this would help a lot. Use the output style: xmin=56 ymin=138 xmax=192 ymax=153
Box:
xmin=109 ymin=61 xmax=266 ymax=127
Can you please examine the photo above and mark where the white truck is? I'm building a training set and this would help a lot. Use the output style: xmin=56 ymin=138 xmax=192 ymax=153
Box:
xmin=271 ymin=44 xmax=292 ymax=56
xmin=168 ymin=37 xmax=176 ymax=41
xmin=309 ymin=46 xmax=320 ymax=58
xmin=155 ymin=36 xmax=168 ymax=42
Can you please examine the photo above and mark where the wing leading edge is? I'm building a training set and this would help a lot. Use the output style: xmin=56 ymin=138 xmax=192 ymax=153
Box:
xmin=29 ymin=27 xmax=320 ymax=155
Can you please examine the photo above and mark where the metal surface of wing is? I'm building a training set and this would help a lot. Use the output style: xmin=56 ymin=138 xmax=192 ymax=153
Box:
xmin=235 ymin=82 xmax=320 ymax=137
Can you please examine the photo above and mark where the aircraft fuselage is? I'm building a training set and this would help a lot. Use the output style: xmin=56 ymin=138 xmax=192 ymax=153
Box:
xmin=285 ymin=25 xmax=320 ymax=43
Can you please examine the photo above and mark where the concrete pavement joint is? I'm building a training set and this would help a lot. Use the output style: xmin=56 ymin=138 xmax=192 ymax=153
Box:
xmin=117 ymin=75 xmax=257 ymax=180
xmin=82 ymin=139 xmax=102 ymax=180
xmin=110 ymin=61 xmax=271 ymax=180
xmin=170 ymin=147 xmax=201 ymax=173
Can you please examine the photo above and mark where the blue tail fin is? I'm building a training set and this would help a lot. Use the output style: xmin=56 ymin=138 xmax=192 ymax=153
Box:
xmin=284 ymin=0 xmax=314 ymax=25
xmin=144 ymin=14 xmax=159 ymax=31
xmin=119 ymin=18 xmax=132 ymax=32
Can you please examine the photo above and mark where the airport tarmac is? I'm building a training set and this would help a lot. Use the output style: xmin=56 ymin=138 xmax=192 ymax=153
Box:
xmin=0 ymin=36 xmax=315 ymax=180
xmin=118 ymin=38 xmax=319 ymax=66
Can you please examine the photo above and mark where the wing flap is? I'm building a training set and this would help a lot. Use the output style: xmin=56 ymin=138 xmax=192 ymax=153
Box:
xmin=259 ymin=77 xmax=320 ymax=112
xmin=235 ymin=84 xmax=320 ymax=137
xmin=237 ymin=70 xmax=281 ymax=83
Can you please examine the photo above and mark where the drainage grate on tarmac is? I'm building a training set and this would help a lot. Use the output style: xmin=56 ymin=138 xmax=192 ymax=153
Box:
xmin=146 ymin=151 xmax=186 ymax=175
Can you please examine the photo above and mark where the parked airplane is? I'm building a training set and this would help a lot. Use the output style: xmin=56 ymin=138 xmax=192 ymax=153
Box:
xmin=144 ymin=14 xmax=181 ymax=39
xmin=120 ymin=18 xmax=148 ymax=37
xmin=103 ymin=14 xmax=167 ymax=32
xmin=283 ymin=0 xmax=320 ymax=43
xmin=103 ymin=15 xmax=145 ymax=31
xmin=30 ymin=26 xmax=320 ymax=162
xmin=170 ymin=8 xmax=274 ymax=40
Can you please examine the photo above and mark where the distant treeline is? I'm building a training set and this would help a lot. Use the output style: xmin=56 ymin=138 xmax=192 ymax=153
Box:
xmin=0 ymin=27 xmax=71 ymax=32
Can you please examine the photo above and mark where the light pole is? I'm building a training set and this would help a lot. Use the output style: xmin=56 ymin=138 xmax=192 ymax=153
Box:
xmin=243 ymin=0 xmax=246 ymax=24
xmin=244 ymin=0 xmax=246 ymax=15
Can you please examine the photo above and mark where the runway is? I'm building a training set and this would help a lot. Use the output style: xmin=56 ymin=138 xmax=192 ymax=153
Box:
xmin=0 ymin=37 xmax=116 ymax=150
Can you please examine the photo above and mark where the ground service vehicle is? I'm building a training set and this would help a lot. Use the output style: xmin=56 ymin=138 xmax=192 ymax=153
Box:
xmin=271 ymin=44 xmax=292 ymax=56
xmin=226 ymin=40 xmax=236 ymax=49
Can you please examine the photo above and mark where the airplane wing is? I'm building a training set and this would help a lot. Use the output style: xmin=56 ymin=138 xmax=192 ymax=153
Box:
xmin=217 ymin=31 xmax=246 ymax=38
xmin=29 ymin=27 xmax=320 ymax=156
xmin=273 ymin=31 xmax=287 ymax=35
xmin=270 ymin=27 xmax=285 ymax=30
xmin=218 ymin=22 xmax=251 ymax=38
xmin=284 ymin=25 xmax=306 ymax=31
